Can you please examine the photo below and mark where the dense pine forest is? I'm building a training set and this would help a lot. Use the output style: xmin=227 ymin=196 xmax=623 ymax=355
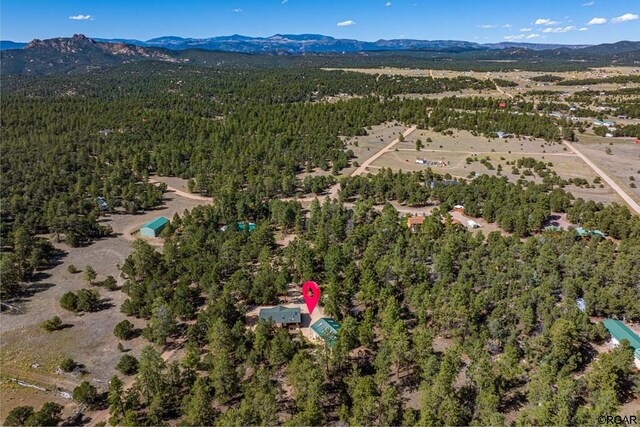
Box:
xmin=2 ymin=60 xmax=640 ymax=426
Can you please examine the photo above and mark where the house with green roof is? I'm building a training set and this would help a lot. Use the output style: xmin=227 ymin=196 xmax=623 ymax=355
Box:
xmin=311 ymin=318 xmax=341 ymax=348
xmin=576 ymin=227 xmax=605 ymax=239
xmin=259 ymin=306 xmax=301 ymax=327
xmin=140 ymin=216 xmax=170 ymax=238
xmin=602 ymin=319 xmax=640 ymax=369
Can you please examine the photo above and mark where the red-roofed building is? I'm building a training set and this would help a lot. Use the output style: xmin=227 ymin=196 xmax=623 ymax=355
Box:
xmin=499 ymin=102 xmax=507 ymax=109
xmin=407 ymin=216 xmax=426 ymax=229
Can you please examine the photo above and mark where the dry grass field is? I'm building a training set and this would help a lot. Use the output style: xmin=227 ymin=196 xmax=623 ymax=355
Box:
xmin=329 ymin=66 xmax=640 ymax=99
xmin=573 ymin=134 xmax=640 ymax=204
xmin=351 ymin=128 xmax=627 ymax=205
xmin=0 ymin=185 xmax=208 ymax=421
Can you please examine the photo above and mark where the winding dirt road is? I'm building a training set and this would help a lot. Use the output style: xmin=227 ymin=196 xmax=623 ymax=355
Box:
xmin=563 ymin=140 xmax=640 ymax=214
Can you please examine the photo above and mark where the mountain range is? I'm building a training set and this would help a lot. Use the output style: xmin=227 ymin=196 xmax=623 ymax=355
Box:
xmin=2 ymin=34 xmax=639 ymax=76
xmin=1 ymin=33 xmax=601 ymax=53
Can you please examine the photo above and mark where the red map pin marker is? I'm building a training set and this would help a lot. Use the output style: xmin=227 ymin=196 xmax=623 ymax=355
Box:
xmin=302 ymin=281 xmax=320 ymax=315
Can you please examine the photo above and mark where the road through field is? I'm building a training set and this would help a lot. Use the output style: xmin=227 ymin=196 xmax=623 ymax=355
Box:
xmin=352 ymin=125 xmax=417 ymax=176
xmin=491 ymin=78 xmax=514 ymax=99
xmin=283 ymin=125 xmax=418 ymax=203
xmin=563 ymin=140 xmax=640 ymax=214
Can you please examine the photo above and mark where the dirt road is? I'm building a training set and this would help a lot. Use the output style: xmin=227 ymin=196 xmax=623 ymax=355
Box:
xmin=491 ymin=78 xmax=514 ymax=99
xmin=148 ymin=178 xmax=213 ymax=202
xmin=563 ymin=141 xmax=640 ymax=214
xmin=352 ymin=126 xmax=417 ymax=176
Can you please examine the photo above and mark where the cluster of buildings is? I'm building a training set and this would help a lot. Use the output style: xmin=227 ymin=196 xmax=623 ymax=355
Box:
xmin=415 ymin=158 xmax=450 ymax=167
xmin=220 ymin=222 xmax=256 ymax=232
xmin=593 ymin=119 xmax=618 ymax=137
xmin=575 ymin=227 xmax=606 ymax=239
xmin=258 ymin=305 xmax=342 ymax=348
xmin=138 ymin=217 xmax=257 ymax=239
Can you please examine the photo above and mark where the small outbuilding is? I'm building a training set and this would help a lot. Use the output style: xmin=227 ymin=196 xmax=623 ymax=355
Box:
xmin=311 ymin=318 xmax=342 ymax=348
xmin=259 ymin=306 xmax=301 ymax=327
xmin=407 ymin=216 xmax=426 ymax=229
xmin=140 ymin=216 xmax=170 ymax=238
xmin=238 ymin=222 xmax=256 ymax=232
xmin=96 ymin=197 xmax=109 ymax=212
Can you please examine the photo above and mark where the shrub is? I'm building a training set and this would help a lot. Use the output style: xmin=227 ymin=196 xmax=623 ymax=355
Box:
xmin=116 ymin=354 xmax=138 ymax=375
xmin=113 ymin=320 xmax=135 ymax=340
xmin=102 ymin=275 xmax=118 ymax=291
xmin=76 ymin=289 xmax=100 ymax=312
xmin=60 ymin=357 xmax=76 ymax=372
xmin=41 ymin=316 xmax=64 ymax=332
xmin=60 ymin=291 xmax=78 ymax=312
xmin=67 ymin=264 xmax=80 ymax=274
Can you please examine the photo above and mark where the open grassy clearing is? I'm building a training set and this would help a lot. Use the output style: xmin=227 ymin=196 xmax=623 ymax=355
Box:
xmin=358 ymin=129 xmax=627 ymax=205
xmin=329 ymin=66 xmax=640 ymax=99
xmin=572 ymin=134 xmax=640 ymax=203
xmin=340 ymin=122 xmax=409 ymax=176
xmin=0 ymin=188 xmax=209 ymax=421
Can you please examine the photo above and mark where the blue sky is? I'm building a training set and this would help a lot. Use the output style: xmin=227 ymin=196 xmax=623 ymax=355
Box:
xmin=1 ymin=0 xmax=639 ymax=44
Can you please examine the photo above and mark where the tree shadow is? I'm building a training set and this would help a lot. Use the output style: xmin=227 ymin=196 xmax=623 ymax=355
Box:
xmin=2 ymin=282 xmax=57 ymax=314
xmin=97 ymin=298 xmax=116 ymax=311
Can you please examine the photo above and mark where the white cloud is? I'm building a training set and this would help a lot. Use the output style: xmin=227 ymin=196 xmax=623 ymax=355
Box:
xmin=535 ymin=18 xmax=560 ymax=25
xmin=337 ymin=20 xmax=356 ymax=27
xmin=385 ymin=1 xmax=392 ymax=6
xmin=282 ymin=0 xmax=288 ymax=3
xmin=520 ymin=27 xmax=532 ymax=32
xmin=69 ymin=14 xmax=93 ymax=20
xmin=579 ymin=27 xmax=588 ymax=31
xmin=504 ymin=34 xmax=525 ymax=41
xmin=479 ymin=24 xmax=499 ymax=28
xmin=526 ymin=33 xmax=541 ymax=39
xmin=587 ymin=17 xmax=607 ymax=25
xmin=543 ymin=25 xmax=577 ymax=33
xmin=611 ymin=13 xmax=639 ymax=24
xmin=232 ymin=8 xmax=243 ymax=12
xmin=503 ymin=24 xmax=512 ymax=28
xmin=582 ymin=1 xmax=594 ymax=6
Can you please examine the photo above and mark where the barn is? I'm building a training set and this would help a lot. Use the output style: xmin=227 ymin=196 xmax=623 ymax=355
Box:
xmin=140 ymin=216 xmax=170 ymax=238
xmin=311 ymin=318 xmax=342 ymax=347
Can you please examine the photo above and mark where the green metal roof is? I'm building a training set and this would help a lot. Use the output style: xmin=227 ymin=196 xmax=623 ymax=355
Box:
xmin=311 ymin=318 xmax=341 ymax=347
xmin=602 ymin=319 xmax=640 ymax=351
xmin=576 ymin=227 xmax=605 ymax=238
xmin=259 ymin=306 xmax=301 ymax=324
xmin=142 ymin=216 xmax=170 ymax=231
